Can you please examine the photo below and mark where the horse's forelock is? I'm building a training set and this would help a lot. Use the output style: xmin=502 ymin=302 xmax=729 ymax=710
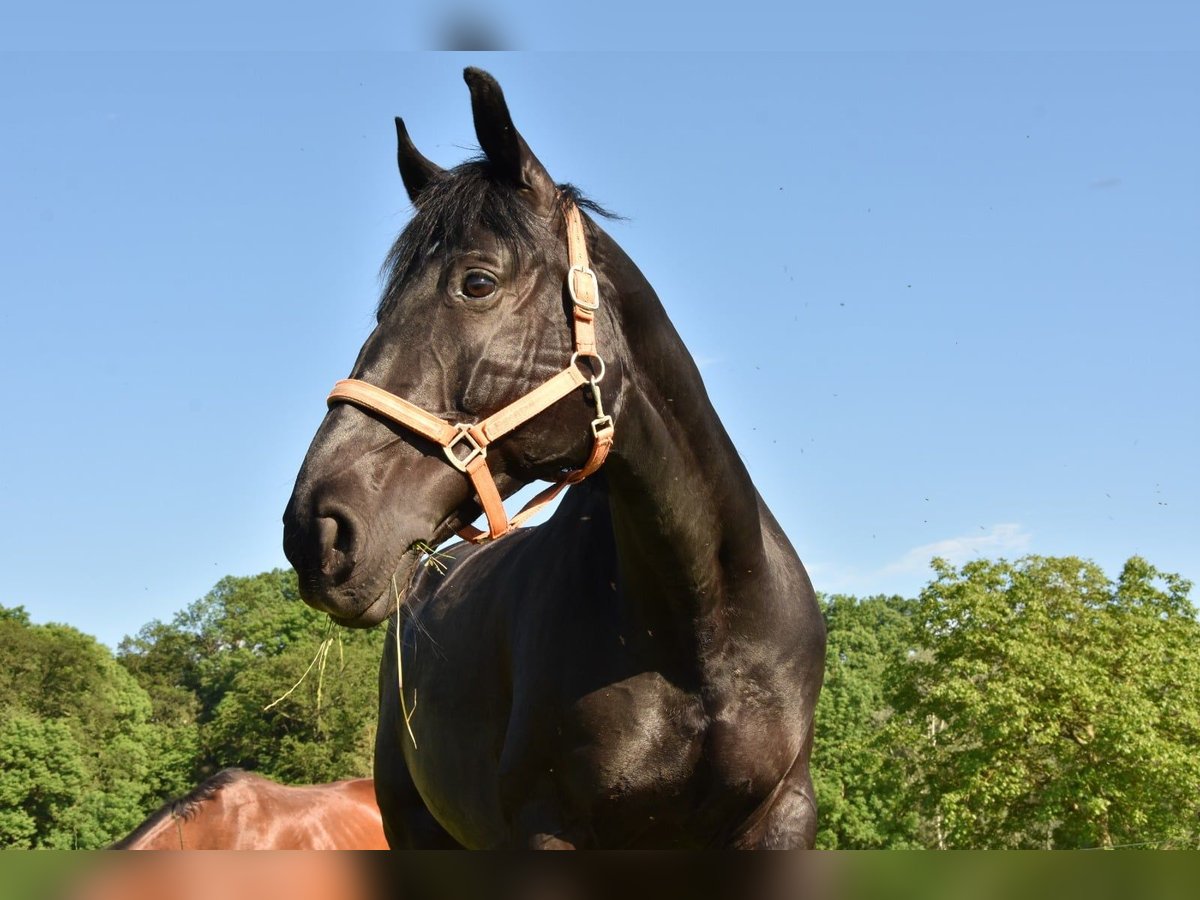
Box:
xmin=376 ymin=164 xmax=618 ymax=320
xmin=377 ymin=161 xmax=547 ymax=319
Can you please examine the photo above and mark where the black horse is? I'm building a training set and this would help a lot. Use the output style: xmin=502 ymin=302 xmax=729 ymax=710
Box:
xmin=283 ymin=68 xmax=826 ymax=849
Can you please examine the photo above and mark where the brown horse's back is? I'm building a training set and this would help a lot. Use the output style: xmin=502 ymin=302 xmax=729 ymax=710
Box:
xmin=273 ymin=778 xmax=389 ymax=850
xmin=116 ymin=771 xmax=388 ymax=850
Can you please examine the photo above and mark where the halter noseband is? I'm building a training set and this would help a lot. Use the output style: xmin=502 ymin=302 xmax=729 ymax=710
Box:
xmin=326 ymin=201 xmax=615 ymax=543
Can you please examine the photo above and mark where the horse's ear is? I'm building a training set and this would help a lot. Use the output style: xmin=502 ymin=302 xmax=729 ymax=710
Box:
xmin=463 ymin=67 xmax=557 ymax=214
xmin=395 ymin=117 xmax=443 ymax=204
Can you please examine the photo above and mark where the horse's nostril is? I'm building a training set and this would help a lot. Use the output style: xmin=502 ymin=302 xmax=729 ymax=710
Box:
xmin=316 ymin=514 xmax=356 ymax=582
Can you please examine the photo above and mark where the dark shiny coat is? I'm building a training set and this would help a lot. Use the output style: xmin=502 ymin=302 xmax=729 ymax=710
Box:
xmin=283 ymin=68 xmax=825 ymax=848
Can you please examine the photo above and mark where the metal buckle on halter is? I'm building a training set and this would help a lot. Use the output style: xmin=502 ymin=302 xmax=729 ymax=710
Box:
xmin=443 ymin=423 xmax=486 ymax=473
xmin=585 ymin=374 xmax=613 ymax=438
xmin=567 ymin=264 xmax=600 ymax=311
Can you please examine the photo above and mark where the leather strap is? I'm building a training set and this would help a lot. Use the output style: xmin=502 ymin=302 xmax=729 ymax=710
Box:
xmin=564 ymin=202 xmax=598 ymax=358
xmin=465 ymin=455 xmax=508 ymax=540
xmin=457 ymin=417 xmax=614 ymax=542
xmin=328 ymin=380 xmax=459 ymax=446
xmin=472 ymin=365 xmax=588 ymax=445
xmin=325 ymin=200 xmax=613 ymax=544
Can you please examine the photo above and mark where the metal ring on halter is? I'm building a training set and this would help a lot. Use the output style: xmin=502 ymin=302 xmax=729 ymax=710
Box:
xmin=570 ymin=351 xmax=606 ymax=384
xmin=567 ymin=265 xmax=600 ymax=311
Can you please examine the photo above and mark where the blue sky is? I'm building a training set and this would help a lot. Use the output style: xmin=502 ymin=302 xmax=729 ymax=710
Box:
xmin=4 ymin=3 xmax=1198 ymax=51
xmin=2 ymin=45 xmax=1197 ymax=647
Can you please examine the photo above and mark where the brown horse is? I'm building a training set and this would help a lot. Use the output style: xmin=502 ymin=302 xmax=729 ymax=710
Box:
xmin=112 ymin=768 xmax=388 ymax=849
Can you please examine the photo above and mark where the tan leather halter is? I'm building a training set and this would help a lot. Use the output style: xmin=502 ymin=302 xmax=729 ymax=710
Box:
xmin=326 ymin=201 xmax=614 ymax=543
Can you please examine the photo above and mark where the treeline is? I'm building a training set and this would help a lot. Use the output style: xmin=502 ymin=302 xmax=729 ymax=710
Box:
xmin=2 ymin=556 xmax=1198 ymax=848
xmin=0 ymin=571 xmax=379 ymax=848
xmin=812 ymin=556 xmax=1200 ymax=849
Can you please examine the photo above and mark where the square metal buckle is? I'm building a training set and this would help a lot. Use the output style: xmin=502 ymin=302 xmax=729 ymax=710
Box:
xmin=591 ymin=415 xmax=614 ymax=438
xmin=567 ymin=264 xmax=600 ymax=311
xmin=443 ymin=424 xmax=486 ymax=473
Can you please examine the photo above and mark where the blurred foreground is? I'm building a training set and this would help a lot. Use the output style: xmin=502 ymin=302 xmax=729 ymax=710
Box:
xmin=7 ymin=851 xmax=1199 ymax=900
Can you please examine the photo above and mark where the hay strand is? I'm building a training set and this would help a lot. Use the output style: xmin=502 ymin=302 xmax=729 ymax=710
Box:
xmin=413 ymin=540 xmax=455 ymax=574
xmin=264 ymin=629 xmax=334 ymax=713
xmin=393 ymin=574 xmax=419 ymax=749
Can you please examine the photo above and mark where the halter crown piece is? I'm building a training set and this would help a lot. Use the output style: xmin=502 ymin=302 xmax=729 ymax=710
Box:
xmin=326 ymin=200 xmax=615 ymax=543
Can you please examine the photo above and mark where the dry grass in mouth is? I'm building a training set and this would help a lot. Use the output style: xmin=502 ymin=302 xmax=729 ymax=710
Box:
xmin=411 ymin=539 xmax=455 ymax=575
xmin=263 ymin=617 xmax=344 ymax=717
xmin=388 ymin=540 xmax=458 ymax=750
xmin=263 ymin=542 xmax=452 ymax=744
xmin=393 ymin=574 xmax=418 ymax=749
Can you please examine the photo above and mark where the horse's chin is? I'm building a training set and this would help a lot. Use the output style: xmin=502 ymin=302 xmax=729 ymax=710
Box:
xmin=328 ymin=544 xmax=424 ymax=629
xmin=329 ymin=589 xmax=397 ymax=629
xmin=322 ymin=511 xmax=467 ymax=629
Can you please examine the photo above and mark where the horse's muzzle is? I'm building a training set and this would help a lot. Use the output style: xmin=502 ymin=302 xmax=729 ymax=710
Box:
xmin=283 ymin=496 xmax=372 ymax=620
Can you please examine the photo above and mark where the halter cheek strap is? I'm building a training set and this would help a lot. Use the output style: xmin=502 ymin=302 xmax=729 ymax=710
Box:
xmin=326 ymin=201 xmax=615 ymax=543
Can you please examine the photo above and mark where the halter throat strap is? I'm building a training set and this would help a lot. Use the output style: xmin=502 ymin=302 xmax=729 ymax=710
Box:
xmin=326 ymin=201 xmax=614 ymax=543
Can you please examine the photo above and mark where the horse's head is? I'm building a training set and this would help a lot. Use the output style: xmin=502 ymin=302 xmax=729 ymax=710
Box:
xmin=283 ymin=68 xmax=622 ymax=626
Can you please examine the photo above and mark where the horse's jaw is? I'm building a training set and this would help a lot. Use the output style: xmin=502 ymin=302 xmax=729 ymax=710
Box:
xmin=292 ymin=545 xmax=408 ymax=629
xmin=312 ymin=504 xmax=477 ymax=628
xmin=329 ymin=593 xmax=396 ymax=628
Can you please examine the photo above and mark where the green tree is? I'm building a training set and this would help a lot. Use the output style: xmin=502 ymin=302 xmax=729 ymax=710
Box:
xmin=205 ymin=626 xmax=378 ymax=782
xmin=885 ymin=555 xmax=1200 ymax=849
xmin=117 ymin=570 xmax=381 ymax=785
xmin=812 ymin=593 xmax=919 ymax=848
xmin=0 ymin=610 xmax=173 ymax=847
xmin=0 ymin=711 xmax=89 ymax=848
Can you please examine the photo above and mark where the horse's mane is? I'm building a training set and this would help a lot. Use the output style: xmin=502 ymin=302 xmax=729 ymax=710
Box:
xmin=377 ymin=158 xmax=617 ymax=319
xmin=110 ymin=768 xmax=248 ymax=849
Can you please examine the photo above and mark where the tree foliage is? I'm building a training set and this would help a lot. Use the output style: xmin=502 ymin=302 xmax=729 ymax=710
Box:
xmin=0 ymin=571 xmax=383 ymax=848
xmin=884 ymin=555 xmax=1200 ymax=849
xmin=4 ymin=554 xmax=1197 ymax=849
xmin=0 ymin=612 xmax=173 ymax=847
xmin=812 ymin=593 xmax=919 ymax=848
xmin=116 ymin=569 xmax=381 ymax=786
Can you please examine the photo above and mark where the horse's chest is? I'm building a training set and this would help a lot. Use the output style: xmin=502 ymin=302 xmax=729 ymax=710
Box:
xmin=564 ymin=673 xmax=707 ymax=803
xmin=553 ymin=671 xmax=792 ymax=843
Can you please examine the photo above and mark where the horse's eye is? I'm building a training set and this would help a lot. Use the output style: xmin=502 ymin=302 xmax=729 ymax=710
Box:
xmin=461 ymin=271 xmax=497 ymax=300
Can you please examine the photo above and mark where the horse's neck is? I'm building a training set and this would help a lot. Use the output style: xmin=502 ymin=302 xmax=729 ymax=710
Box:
xmin=599 ymin=242 xmax=769 ymax=631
